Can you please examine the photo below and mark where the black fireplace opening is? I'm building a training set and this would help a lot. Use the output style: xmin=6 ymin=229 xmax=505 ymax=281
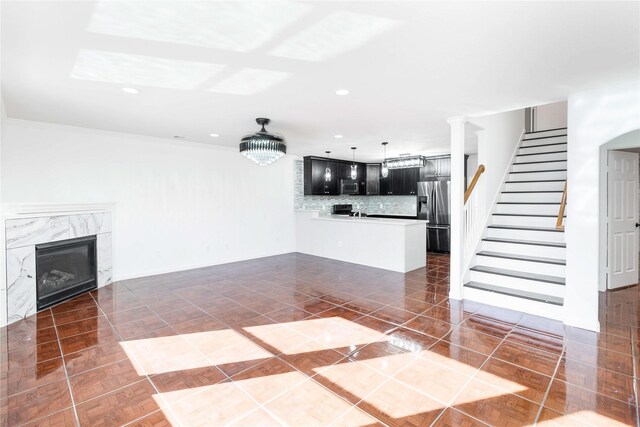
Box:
xmin=36 ymin=235 xmax=97 ymax=310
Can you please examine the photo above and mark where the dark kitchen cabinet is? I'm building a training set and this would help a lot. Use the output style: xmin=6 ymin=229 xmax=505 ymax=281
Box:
xmin=303 ymin=156 xmax=365 ymax=196
xmin=391 ymin=169 xmax=405 ymax=195
xmin=366 ymin=164 xmax=380 ymax=195
xmin=420 ymin=156 xmax=451 ymax=180
xmin=379 ymin=169 xmax=393 ymax=195
xmin=304 ymin=157 xmax=339 ymax=195
xmin=403 ymin=167 xmax=419 ymax=195
xmin=435 ymin=157 xmax=451 ymax=177
xmin=379 ymin=167 xmax=418 ymax=195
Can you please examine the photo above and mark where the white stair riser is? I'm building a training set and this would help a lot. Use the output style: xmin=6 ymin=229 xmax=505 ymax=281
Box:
xmin=519 ymin=144 xmax=567 ymax=155
xmin=482 ymin=240 xmax=566 ymax=259
xmin=515 ymin=152 xmax=567 ymax=163
xmin=496 ymin=204 xmax=562 ymax=215
xmin=524 ymin=129 xmax=567 ymax=139
xmin=475 ymin=255 xmax=566 ymax=276
xmin=469 ymin=270 xmax=565 ymax=297
xmin=511 ymin=161 xmax=567 ymax=172
xmin=492 ymin=215 xmax=559 ymax=227
xmin=463 ymin=287 xmax=564 ymax=320
xmin=508 ymin=171 xmax=567 ymax=181
xmin=500 ymin=192 xmax=564 ymax=203
xmin=504 ymin=181 xmax=566 ymax=191
xmin=521 ymin=136 xmax=567 ymax=147
xmin=485 ymin=227 xmax=566 ymax=244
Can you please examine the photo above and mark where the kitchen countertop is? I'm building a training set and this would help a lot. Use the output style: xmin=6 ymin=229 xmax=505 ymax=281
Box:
xmin=308 ymin=212 xmax=428 ymax=226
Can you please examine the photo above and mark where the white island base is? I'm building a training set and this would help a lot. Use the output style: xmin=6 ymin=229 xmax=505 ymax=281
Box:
xmin=295 ymin=211 xmax=427 ymax=273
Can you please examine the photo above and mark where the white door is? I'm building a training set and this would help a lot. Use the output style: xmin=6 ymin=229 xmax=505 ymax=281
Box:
xmin=608 ymin=150 xmax=639 ymax=289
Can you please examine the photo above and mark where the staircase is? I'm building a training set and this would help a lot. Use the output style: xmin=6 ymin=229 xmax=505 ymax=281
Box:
xmin=463 ymin=127 xmax=567 ymax=320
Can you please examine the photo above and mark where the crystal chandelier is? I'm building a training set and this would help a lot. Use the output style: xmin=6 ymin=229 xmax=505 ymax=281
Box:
xmin=239 ymin=118 xmax=286 ymax=166
xmin=381 ymin=142 xmax=389 ymax=178
xmin=350 ymin=147 xmax=357 ymax=179
xmin=386 ymin=155 xmax=427 ymax=169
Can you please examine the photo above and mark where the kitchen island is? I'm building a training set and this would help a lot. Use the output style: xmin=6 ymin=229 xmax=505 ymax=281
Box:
xmin=295 ymin=211 xmax=427 ymax=273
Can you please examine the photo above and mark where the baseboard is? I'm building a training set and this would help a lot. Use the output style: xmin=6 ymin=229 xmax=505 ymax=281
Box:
xmin=113 ymin=249 xmax=296 ymax=282
xmin=562 ymin=315 xmax=600 ymax=332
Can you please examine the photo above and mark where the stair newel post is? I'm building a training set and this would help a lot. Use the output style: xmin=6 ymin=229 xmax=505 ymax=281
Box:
xmin=448 ymin=116 xmax=468 ymax=300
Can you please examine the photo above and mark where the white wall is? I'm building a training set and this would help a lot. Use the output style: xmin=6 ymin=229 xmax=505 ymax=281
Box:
xmin=535 ymin=100 xmax=568 ymax=131
xmin=566 ymin=81 xmax=640 ymax=331
xmin=466 ymin=154 xmax=478 ymax=188
xmin=471 ymin=108 xmax=525 ymax=232
xmin=1 ymin=119 xmax=296 ymax=281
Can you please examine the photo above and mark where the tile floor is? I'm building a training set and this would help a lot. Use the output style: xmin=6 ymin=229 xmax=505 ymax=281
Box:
xmin=1 ymin=252 xmax=638 ymax=426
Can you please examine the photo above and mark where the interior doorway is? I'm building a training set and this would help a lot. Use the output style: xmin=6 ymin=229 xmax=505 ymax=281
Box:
xmin=606 ymin=149 xmax=639 ymax=289
xmin=600 ymin=130 xmax=640 ymax=291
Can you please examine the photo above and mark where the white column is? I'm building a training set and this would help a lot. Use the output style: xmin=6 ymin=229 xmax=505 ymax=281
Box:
xmin=448 ymin=116 xmax=467 ymax=300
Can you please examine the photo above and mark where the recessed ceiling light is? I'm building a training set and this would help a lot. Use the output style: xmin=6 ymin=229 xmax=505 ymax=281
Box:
xmin=335 ymin=89 xmax=349 ymax=96
xmin=122 ymin=87 xmax=139 ymax=94
xmin=334 ymin=134 xmax=343 ymax=139
xmin=209 ymin=133 xmax=219 ymax=137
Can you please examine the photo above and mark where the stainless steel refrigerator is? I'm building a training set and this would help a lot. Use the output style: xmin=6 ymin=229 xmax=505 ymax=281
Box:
xmin=417 ymin=180 xmax=450 ymax=252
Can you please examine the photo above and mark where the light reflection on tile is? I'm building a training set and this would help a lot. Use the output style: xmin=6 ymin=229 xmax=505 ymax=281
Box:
xmin=265 ymin=378 xmax=354 ymax=426
xmin=120 ymin=335 xmax=210 ymax=376
xmin=156 ymin=382 xmax=259 ymax=426
xmin=281 ymin=317 xmax=387 ymax=354
xmin=182 ymin=329 xmax=273 ymax=365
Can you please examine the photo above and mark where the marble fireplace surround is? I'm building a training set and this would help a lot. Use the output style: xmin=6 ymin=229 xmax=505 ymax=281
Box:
xmin=3 ymin=204 xmax=114 ymax=325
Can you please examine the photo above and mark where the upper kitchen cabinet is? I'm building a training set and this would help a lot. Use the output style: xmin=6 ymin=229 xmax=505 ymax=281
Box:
xmin=303 ymin=156 xmax=365 ymax=196
xmin=366 ymin=164 xmax=380 ymax=195
xmin=403 ymin=167 xmax=419 ymax=195
xmin=420 ymin=155 xmax=451 ymax=180
xmin=380 ymin=167 xmax=419 ymax=195
xmin=303 ymin=157 xmax=338 ymax=195
xmin=434 ymin=157 xmax=451 ymax=177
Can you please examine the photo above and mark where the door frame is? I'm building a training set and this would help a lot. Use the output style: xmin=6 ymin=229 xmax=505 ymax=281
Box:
xmin=598 ymin=130 xmax=640 ymax=291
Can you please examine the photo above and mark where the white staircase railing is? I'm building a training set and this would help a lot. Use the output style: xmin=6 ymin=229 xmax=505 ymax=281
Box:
xmin=463 ymin=164 xmax=485 ymax=265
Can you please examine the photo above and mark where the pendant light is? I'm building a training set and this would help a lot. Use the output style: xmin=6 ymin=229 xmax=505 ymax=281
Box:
xmin=381 ymin=142 xmax=389 ymax=178
xmin=350 ymin=147 xmax=357 ymax=179
xmin=239 ymin=118 xmax=286 ymax=166
xmin=324 ymin=151 xmax=332 ymax=182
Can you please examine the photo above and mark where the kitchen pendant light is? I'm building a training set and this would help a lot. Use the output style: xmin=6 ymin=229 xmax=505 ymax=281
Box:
xmin=381 ymin=142 xmax=389 ymax=178
xmin=386 ymin=155 xmax=427 ymax=169
xmin=239 ymin=118 xmax=286 ymax=166
xmin=324 ymin=151 xmax=332 ymax=182
xmin=350 ymin=147 xmax=357 ymax=179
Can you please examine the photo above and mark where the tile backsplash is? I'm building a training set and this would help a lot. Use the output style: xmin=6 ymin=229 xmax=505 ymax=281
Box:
xmin=293 ymin=160 xmax=417 ymax=215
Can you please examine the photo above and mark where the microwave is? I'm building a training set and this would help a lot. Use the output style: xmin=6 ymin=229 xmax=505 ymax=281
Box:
xmin=340 ymin=179 xmax=359 ymax=195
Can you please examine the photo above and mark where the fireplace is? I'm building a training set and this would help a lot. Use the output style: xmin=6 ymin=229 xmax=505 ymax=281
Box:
xmin=36 ymin=236 xmax=97 ymax=310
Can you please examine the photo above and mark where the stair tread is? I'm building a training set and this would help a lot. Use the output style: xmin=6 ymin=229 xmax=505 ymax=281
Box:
xmin=510 ymin=169 xmax=567 ymax=174
xmin=522 ymin=138 xmax=567 ymax=144
xmin=470 ymin=265 xmax=565 ymax=285
xmin=483 ymin=237 xmax=566 ymax=248
xmin=517 ymin=150 xmax=567 ymax=157
xmin=505 ymin=179 xmax=566 ymax=183
xmin=497 ymin=202 xmax=561 ymax=205
xmin=493 ymin=213 xmax=566 ymax=217
xmin=502 ymin=191 xmax=564 ymax=194
xmin=477 ymin=251 xmax=566 ymax=265
xmin=488 ymin=224 xmax=564 ymax=232
xmin=525 ymin=127 xmax=567 ymax=135
xmin=513 ymin=160 xmax=567 ymax=165
xmin=464 ymin=281 xmax=564 ymax=306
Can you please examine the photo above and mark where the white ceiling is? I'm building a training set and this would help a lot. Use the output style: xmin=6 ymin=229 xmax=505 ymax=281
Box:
xmin=2 ymin=1 xmax=639 ymax=162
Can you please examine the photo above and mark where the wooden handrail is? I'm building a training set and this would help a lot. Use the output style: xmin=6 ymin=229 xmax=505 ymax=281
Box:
xmin=556 ymin=181 xmax=567 ymax=230
xmin=464 ymin=164 xmax=485 ymax=204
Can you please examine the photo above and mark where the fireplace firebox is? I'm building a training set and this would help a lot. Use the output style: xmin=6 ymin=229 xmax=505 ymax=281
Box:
xmin=36 ymin=235 xmax=97 ymax=310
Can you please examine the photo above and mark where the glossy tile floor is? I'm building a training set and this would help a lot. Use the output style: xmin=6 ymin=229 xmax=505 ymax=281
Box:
xmin=1 ymin=252 xmax=639 ymax=426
